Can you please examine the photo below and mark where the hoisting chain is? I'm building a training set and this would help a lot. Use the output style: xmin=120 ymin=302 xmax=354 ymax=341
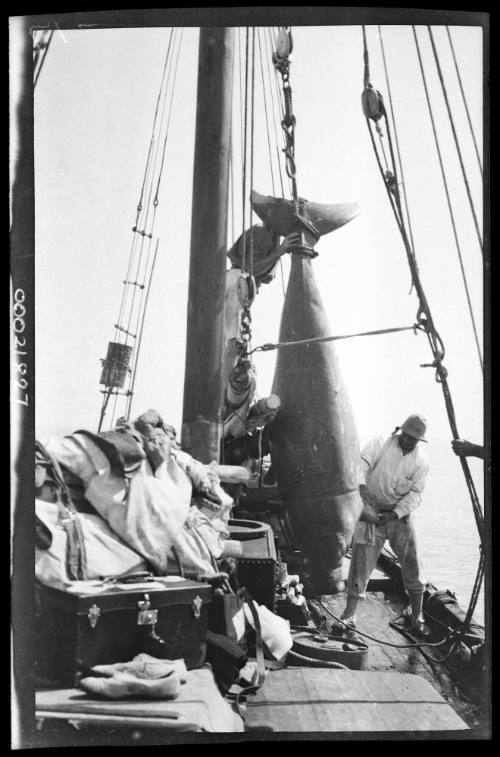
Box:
xmin=273 ymin=28 xmax=320 ymax=260
xmin=360 ymin=26 xmax=485 ymax=552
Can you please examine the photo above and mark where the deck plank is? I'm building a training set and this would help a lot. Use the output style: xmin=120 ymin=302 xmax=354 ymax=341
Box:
xmin=245 ymin=668 xmax=468 ymax=732
xmin=311 ymin=590 xmax=482 ymax=729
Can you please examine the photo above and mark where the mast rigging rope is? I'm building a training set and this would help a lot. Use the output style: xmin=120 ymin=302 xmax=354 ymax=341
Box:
xmin=99 ymin=27 xmax=182 ymax=430
xmin=377 ymin=26 xmax=417 ymax=260
xmin=427 ymin=26 xmax=483 ymax=254
xmin=33 ymin=29 xmax=54 ymax=87
xmin=412 ymin=26 xmax=483 ymax=372
xmin=258 ymin=28 xmax=277 ymax=196
xmin=445 ymin=26 xmax=483 ymax=177
xmin=250 ymin=324 xmax=421 ymax=354
xmin=249 ymin=26 xmax=256 ymax=283
xmin=361 ymin=26 xmax=484 ymax=551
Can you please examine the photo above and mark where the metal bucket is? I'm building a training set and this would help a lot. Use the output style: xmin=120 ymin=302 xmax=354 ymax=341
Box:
xmin=292 ymin=631 xmax=369 ymax=670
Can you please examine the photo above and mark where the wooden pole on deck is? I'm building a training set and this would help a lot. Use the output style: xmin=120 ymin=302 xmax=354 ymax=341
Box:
xmin=182 ymin=27 xmax=235 ymax=463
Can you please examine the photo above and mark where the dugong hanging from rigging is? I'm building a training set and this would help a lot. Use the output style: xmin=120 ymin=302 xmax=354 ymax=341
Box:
xmin=251 ymin=190 xmax=363 ymax=594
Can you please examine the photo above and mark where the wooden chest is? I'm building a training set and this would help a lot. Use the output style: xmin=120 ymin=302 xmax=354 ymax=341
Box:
xmin=36 ymin=577 xmax=212 ymax=686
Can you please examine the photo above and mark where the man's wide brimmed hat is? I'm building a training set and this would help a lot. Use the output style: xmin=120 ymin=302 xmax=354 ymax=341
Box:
xmin=398 ymin=414 xmax=428 ymax=442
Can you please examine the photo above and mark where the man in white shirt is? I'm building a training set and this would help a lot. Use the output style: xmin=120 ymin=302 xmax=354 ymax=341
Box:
xmin=332 ymin=414 xmax=431 ymax=639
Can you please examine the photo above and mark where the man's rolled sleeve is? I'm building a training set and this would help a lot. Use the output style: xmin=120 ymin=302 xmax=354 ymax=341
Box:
xmin=393 ymin=460 xmax=429 ymax=519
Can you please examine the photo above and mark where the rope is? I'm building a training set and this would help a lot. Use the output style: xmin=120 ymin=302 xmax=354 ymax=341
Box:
xmin=125 ymin=238 xmax=160 ymax=420
xmin=314 ymin=598 xmax=449 ymax=649
xmin=113 ymin=27 xmax=175 ymax=348
xmin=98 ymin=28 xmax=182 ymax=430
xmin=251 ymin=324 xmax=420 ymax=354
xmin=258 ymin=28 xmax=277 ymax=196
xmin=377 ymin=26 xmax=417 ymax=258
xmin=391 ymin=550 xmax=485 ymax=665
xmin=241 ymin=27 xmax=250 ymax=274
xmin=287 ymin=650 xmax=348 ymax=669
xmin=153 ymin=27 xmax=184 ymax=204
xmin=361 ymin=28 xmax=484 ymax=545
xmin=412 ymin=26 xmax=483 ymax=372
xmin=33 ymin=29 xmax=54 ymax=87
xmin=427 ymin=26 xmax=483 ymax=254
xmin=249 ymin=27 xmax=256 ymax=282
xmin=446 ymin=27 xmax=483 ymax=177
xmin=111 ymin=29 xmax=181 ymax=428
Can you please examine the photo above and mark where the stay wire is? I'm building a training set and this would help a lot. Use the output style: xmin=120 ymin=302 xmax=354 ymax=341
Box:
xmin=33 ymin=29 xmax=54 ymax=87
xmin=125 ymin=238 xmax=161 ymax=420
xmin=135 ymin=28 xmax=174 ymax=227
xmin=241 ymin=27 xmax=250 ymax=274
xmin=141 ymin=27 xmax=178 ymax=236
xmin=250 ymin=324 xmax=420 ymax=354
xmin=120 ymin=27 xmax=177 ymax=348
xmin=446 ymin=26 xmax=483 ymax=177
xmin=412 ymin=27 xmax=483 ymax=372
xmin=362 ymin=29 xmax=484 ymax=543
xmin=106 ymin=29 xmax=180 ymax=427
xmin=377 ymin=26 xmax=417 ymax=256
xmin=257 ymin=28 xmax=277 ymax=196
xmin=367 ymin=113 xmax=484 ymax=543
xmin=126 ymin=28 xmax=183 ymax=415
xmin=154 ymin=27 xmax=184 ymax=203
xmin=427 ymin=26 xmax=483 ymax=254
xmin=105 ymin=29 xmax=175 ymax=427
xmin=249 ymin=26 xmax=256 ymax=283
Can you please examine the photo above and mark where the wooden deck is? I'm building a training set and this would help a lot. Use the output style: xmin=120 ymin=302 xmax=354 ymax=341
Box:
xmin=311 ymin=585 xmax=483 ymax=730
xmin=245 ymin=667 xmax=468 ymax=733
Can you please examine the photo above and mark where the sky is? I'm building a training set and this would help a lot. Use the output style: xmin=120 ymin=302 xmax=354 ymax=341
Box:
xmin=32 ymin=21 xmax=484 ymax=452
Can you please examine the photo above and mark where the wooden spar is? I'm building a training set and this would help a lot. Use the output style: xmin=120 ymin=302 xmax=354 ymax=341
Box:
xmin=181 ymin=28 xmax=235 ymax=463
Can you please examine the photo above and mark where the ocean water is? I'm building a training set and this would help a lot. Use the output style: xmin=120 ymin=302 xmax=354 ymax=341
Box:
xmin=404 ymin=438 xmax=486 ymax=623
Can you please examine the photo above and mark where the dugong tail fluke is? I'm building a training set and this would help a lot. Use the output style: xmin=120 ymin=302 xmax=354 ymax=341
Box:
xmin=252 ymin=191 xmax=363 ymax=594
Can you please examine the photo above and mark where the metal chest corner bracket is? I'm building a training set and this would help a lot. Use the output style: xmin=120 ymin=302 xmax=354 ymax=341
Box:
xmin=87 ymin=604 xmax=101 ymax=629
xmin=192 ymin=595 xmax=203 ymax=619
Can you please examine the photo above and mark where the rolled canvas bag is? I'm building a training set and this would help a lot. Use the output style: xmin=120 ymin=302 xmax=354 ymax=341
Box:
xmin=35 ymin=500 xmax=148 ymax=589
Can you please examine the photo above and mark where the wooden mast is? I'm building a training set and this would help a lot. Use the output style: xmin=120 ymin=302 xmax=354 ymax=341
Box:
xmin=181 ymin=28 xmax=235 ymax=463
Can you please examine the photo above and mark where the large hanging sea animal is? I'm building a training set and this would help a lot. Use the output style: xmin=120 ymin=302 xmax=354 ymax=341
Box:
xmin=252 ymin=190 xmax=363 ymax=594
